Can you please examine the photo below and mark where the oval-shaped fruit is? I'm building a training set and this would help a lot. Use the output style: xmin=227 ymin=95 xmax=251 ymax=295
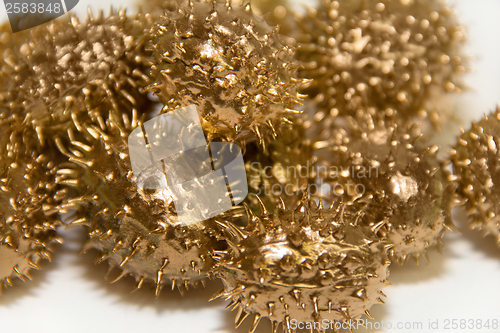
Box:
xmin=312 ymin=117 xmax=454 ymax=264
xmin=295 ymin=0 xmax=466 ymax=129
xmin=146 ymin=0 xmax=306 ymax=149
xmin=213 ymin=197 xmax=390 ymax=332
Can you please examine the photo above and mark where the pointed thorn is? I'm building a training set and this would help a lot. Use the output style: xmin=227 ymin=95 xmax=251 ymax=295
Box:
xmin=235 ymin=310 xmax=250 ymax=328
xmin=155 ymin=271 xmax=163 ymax=296
xmin=249 ymin=313 xmax=261 ymax=333
xmin=365 ymin=309 xmax=374 ymax=320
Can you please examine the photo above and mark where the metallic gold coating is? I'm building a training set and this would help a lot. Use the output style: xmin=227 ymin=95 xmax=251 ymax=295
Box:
xmin=57 ymin=108 xmax=243 ymax=295
xmin=140 ymin=0 xmax=295 ymax=37
xmin=450 ymin=107 xmax=500 ymax=245
xmin=0 ymin=9 xmax=155 ymax=293
xmin=0 ymin=9 xmax=153 ymax=148
xmin=213 ymin=196 xmax=390 ymax=332
xmin=0 ymin=0 xmax=469 ymax=307
xmin=146 ymin=0 xmax=307 ymax=149
xmin=294 ymin=0 xmax=466 ymax=129
xmin=312 ymin=117 xmax=453 ymax=264
xmin=0 ymin=119 xmax=64 ymax=294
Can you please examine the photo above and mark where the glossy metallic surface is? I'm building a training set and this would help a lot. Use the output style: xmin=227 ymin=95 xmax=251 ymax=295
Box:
xmin=312 ymin=117 xmax=454 ymax=264
xmin=294 ymin=0 xmax=466 ymax=129
xmin=146 ymin=0 xmax=307 ymax=149
xmin=450 ymin=107 xmax=500 ymax=245
xmin=213 ymin=197 xmax=389 ymax=332
xmin=0 ymin=118 xmax=63 ymax=294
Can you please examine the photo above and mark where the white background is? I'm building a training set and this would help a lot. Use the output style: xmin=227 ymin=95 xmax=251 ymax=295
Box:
xmin=0 ymin=1 xmax=500 ymax=333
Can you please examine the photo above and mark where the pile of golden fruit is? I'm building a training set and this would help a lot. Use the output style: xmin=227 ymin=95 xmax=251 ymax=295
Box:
xmin=0 ymin=0 xmax=498 ymax=332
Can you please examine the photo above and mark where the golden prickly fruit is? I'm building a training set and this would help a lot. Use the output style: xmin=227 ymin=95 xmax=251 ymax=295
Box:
xmin=312 ymin=117 xmax=453 ymax=264
xmin=58 ymin=107 xmax=242 ymax=295
xmin=0 ymin=9 xmax=155 ymax=293
xmin=213 ymin=197 xmax=389 ymax=332
xmin=295 ymin=0 xmax=466 ymax=129
xmin=146 ymin=0 xmax=307 ymax=149
xmin=0 ymin=9 xmax=153 ymax=147
xmin=450 ymin=107 xmax=500 ymax=245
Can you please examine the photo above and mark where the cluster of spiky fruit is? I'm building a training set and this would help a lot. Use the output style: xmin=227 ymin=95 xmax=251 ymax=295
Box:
xmin=0 ymin=0 xmax=475 ymax=332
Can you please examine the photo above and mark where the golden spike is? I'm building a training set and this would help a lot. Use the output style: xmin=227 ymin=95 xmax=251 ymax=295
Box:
xmin=312 ymin=296 xmax=319 ymax=316
xmin=278 ymin=197 xmax=286 ymax=212
xmin=132 ymin=277 xmax=145 ymax=293
xmin=235 ymin=310 xmax=250 ymax=328
xmin=291 ymin=289 xmax=301 ymax=305
xmin=371 ymin=220 xmax=386 ymax=234
xmin=249 ymin=313 xmax=261 ymax=333
xmin=210 ymin=288 xmax=226 ymax=302
xmin=110 ymin=270 xmax=127 ymax=284
xmin=119 ymin=247 xmax=139 ymax=267
xmin=229 ymin=300 xmax=241 ymax=311
xmin=272 ymin=321 xmax=279 ymax=333
xmin=27 ymin=259 xmax=40 ymax=270
xmin=215 ymin=220 xmax=247 ymax=242
xmin=225 ymin=301 xmax=236 ymax=310
xmin=155 ymin=270 xmax=163 ymax=296
xmin=255 ymin=195 xmax=270 ymax=216
xmin=267 ymin=302 xmax=275 ymax=316
xmin=365 ymin=309 xmax=374 ymax=320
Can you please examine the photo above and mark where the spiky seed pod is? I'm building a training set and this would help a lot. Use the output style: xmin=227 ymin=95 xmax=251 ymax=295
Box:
xmin=146 ymin=0 xmax=307 ymax=149
xmin=294 ymin=0 xmax=466 ymax=129
xmin=312 ymin=117 xmax=452 ymax=264
xmin=57 ymin=108 xmax=242 ymax=295
xmin=0 ymin=9 xmax=153 ymax=148
xmin=213 ymin=197 xmax=390 ymax=332
xmin=0 ymin=121 xmax=64 ymax=294
xmin=245 ymin=121 xmax=312 ymax=214
xmin=0 ymin=9 xmax=155 ymax=294
xmin=449 ymin=107 xmax=500 ymax=245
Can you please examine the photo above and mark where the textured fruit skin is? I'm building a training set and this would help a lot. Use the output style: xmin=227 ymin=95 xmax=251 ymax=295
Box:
xmin=0 ymin=9 xmax=153 ymax=148
xmin=139 ymin=0 xmax=295 ymax=37
xmin=57 ymin=106 xmax=244 ymax=295
xmin=312 ymin=117 xmax=453 ymax=264
xmin=0 ymin=119 xmax=64 ymax=294
xmin=0 ymin=10 xmax=154 ymax=293
xmin=450 ymin=108 xmax=500 ymax=245
xmin=146 ymin=0 xmax=306 ymax=149
xmin=294 ymin=0 xmax=466 ymax=129
xmin=213 ymin=197 xmax=389 ymax=332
